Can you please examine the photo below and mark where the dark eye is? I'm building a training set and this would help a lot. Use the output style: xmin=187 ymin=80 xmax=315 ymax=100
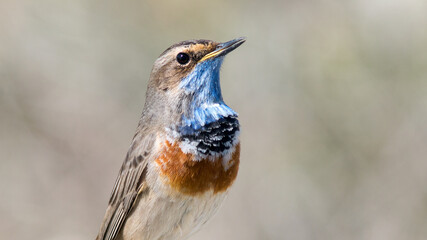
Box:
xmin=176 ymin=52 xmax=190 ymax=65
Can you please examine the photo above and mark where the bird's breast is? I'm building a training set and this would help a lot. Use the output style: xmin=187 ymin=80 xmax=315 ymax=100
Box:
xmin=155 ymin=140 xmax=240 ymax=196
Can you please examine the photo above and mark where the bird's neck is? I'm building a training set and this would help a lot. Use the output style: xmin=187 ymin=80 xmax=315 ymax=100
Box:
xmin=178 ymin=57 xmax=237 ymax=132
xmin=173 ymin=102 xmax=240 ymax=159
xmin=166 ymin=58 xmax=240 ymax=158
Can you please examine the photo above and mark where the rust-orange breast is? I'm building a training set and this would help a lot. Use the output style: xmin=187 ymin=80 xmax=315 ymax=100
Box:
xmin=155 ymin=141 xmax=240 ymax=195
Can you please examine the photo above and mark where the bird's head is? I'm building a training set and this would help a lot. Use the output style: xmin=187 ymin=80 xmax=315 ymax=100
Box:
xmin=143 ymin=37 xmax=245 ymax=134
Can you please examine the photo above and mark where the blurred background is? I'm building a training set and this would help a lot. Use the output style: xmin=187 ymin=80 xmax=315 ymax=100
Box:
xmin=1 ymin=0 xmax=427 ymax=239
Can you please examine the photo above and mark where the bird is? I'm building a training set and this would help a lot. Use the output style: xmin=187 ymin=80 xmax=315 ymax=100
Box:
xmin=95 ymin=37 xmax=246 ymax=240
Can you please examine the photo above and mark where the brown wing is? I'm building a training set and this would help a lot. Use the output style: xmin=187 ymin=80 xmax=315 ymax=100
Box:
xmin=96 ymin=129 xmax=156 ymax=240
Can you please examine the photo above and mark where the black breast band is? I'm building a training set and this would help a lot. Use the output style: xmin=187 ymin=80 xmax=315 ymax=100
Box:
xmin=179 ymin=116 xmax=239 ymax=155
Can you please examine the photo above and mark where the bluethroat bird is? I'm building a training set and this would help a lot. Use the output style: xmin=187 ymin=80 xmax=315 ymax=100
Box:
xmin=96 ymin=37 xmax=246 ymax=240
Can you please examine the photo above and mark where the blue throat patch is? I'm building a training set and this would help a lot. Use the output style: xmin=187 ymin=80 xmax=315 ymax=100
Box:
xmin=178 ymin=57 xmax=237 ymax=135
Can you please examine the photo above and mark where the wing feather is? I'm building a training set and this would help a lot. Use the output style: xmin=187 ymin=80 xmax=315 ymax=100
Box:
xmin=96 ymin=130 xmax=156 ymax=240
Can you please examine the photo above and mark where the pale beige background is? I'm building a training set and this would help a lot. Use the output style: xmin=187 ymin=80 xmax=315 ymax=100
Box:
xmin=1 ymin=0 xmax=427 ymax=239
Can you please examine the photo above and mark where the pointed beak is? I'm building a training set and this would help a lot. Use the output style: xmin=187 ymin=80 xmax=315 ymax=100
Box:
xmin=199 ymin=37 xmax=246 ymax=62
